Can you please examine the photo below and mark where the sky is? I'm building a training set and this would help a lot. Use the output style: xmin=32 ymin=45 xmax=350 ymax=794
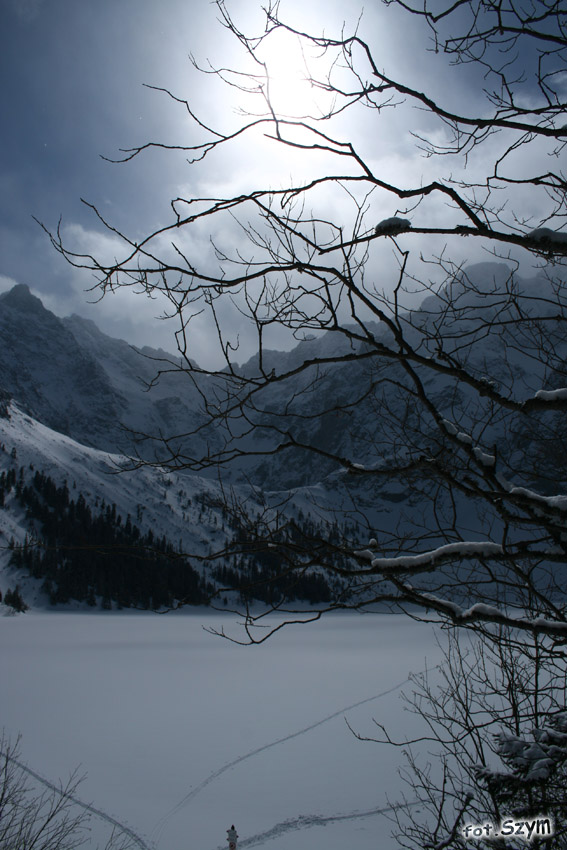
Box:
xmin=1 ymin=0 xmax=245 ymax=358
xmin=0 ymin=0 xmax=535 ymax=367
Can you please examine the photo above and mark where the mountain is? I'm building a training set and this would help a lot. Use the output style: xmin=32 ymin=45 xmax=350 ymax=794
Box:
xmin=1 ymin=264 xmax=561 ymax=485
xmin=0 ymin=284 xmax=124 ymax=449
xmin=1 ymin=264 xmax=564 ymax=612
xmin=0 ymin=284 xmax=216 ymax=460
xmin=0 ymin=282 xmax=389 ymax=487
xmin=229 ymin=262 xmax=567 ymax=488
xmin=0 ymin=265 xmax=556 ymax=491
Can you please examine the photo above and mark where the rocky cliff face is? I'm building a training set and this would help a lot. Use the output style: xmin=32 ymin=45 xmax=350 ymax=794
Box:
xmin=0 ymin=284 xmax=126 ymax=448
xmin=0 ymin=284 xmax=215 ymax=460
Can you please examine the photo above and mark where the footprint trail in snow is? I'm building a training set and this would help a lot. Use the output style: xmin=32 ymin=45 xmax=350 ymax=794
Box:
xmin=207 ymin=800 xmax=422 ymax=849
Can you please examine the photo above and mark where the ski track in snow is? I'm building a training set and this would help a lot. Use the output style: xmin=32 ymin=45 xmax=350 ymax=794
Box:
xmin=0 ymin=750 xmax=154 ymax=850
xmin=151 ymin=676 xmax=412 ymax=842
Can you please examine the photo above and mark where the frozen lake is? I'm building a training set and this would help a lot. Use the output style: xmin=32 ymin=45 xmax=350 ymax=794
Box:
xmin=0 ymin=609 xmax=443 ymax=850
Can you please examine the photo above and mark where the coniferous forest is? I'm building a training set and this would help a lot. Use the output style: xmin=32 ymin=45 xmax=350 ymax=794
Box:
xmin=4 ymin=466 xmax=212 ymax=609
xmin=2 ymin=464 xmax=339 ymax=610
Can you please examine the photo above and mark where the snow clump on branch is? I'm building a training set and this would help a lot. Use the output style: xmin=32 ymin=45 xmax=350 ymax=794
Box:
xmin=374 ymin=217 xmax=412 ymax=235
xmin=478 ymin=712 xmax=567 ymax=788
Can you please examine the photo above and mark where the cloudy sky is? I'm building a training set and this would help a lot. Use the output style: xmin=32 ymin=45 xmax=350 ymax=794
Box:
xmin=0 ymin=0 xmax=527 ymax=366
xmin=1 ymin=0 xmax=244 ymax=355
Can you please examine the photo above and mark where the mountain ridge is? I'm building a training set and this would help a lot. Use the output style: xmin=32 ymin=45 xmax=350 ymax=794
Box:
xmin=0 ymin=283 xmax=214 ymax=459
xmin=1 ymin=263 xmax=565 ymax=612
xmin=0 ymin=264 xmax=557 ymax=488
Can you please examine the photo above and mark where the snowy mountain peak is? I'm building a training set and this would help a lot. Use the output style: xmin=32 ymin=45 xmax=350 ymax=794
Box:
xmin=0 ymin=282 xmax=49 ymax=315
xmin=0 ymin=285 xmax=214 ymax=458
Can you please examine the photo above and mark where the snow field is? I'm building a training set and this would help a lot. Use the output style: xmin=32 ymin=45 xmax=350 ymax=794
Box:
xmin=0 ymin=610 xmax=442 ymax=850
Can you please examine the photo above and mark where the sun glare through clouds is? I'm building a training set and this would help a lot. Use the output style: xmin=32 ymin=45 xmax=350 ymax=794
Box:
xmin=260 ymin=29 xmax=332 ymax=120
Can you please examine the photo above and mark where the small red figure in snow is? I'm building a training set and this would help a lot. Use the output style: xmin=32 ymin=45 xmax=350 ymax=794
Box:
xmin=227 ymin=824 xmax=238 ymax=849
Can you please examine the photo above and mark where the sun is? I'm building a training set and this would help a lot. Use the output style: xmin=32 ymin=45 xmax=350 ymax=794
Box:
xmin=260 ymin=29 xmax=328 ymax=119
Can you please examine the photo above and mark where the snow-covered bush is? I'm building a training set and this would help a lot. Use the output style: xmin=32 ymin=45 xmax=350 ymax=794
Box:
xmin=381 ymin=630 xmax=567 ymax=850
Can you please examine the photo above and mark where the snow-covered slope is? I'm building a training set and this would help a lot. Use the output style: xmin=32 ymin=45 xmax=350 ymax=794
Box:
xmin=62 ymin=312 xmax=218 ymax=459
xmin=0 ymin=400 xmax=352 ymax=611
xmin=0 ymin=401 xmax=239 ymax=606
